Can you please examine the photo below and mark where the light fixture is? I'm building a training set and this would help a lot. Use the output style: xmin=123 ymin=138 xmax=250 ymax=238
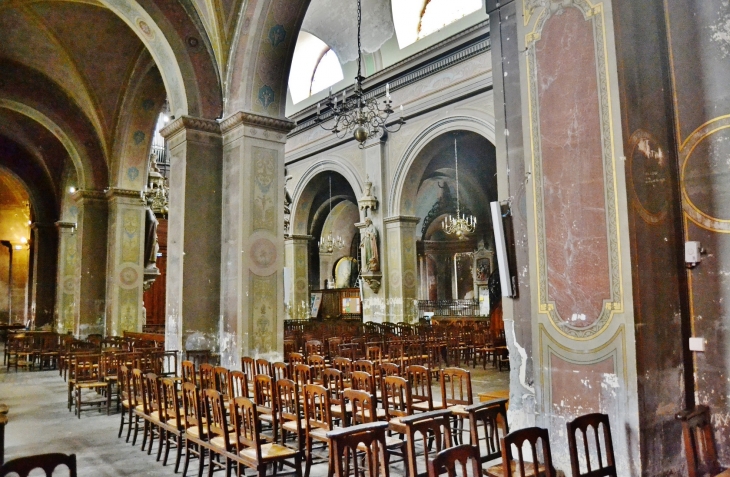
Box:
xmin=319 ymin=176 xmax=346 ymax=253
xmin=68 ymin=186 xmax=76 ymax=194
xmin=315 ymin=0 xmax=405 ymax=147
xmin=442 ymin=137 xmax=476 ymax=240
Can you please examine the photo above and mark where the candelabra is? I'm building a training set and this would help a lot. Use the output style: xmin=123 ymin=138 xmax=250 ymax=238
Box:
xmin=442 ymin=138 xmax=476 ymax=240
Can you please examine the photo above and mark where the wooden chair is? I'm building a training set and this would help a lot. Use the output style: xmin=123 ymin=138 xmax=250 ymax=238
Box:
xmin=272 ymin=361 xmax=289 ymax=381
xmin=159 ymin=377 xmax=185 ymax=472
xmin=305 ymin=340 xmax=323 ymax=358
xmin=186 ymin=349 xmax=212 ymax=369
xmin=566 ymin=413 xmax=616 ymax=477
xmin=72 ymin=354 xmax=112 ymax=418
xmin=202 ymin=388 xmax=235 ymax=477
xmin=255 ymin=358 xmax=272 ymax=377
xmin=182 ymin=360 xmax=197 ymax=387
xmin=486 ymin=426 xmax=556 ymax=477
xmin=242 ymin=356 xmax=256 ymax=383
xmin=199 ymin=363 xmax=216 ymax=391
xmin=332 ymin=357 xmax=353 ymax=381
xmin=230 ymin=396 xmax=302 ymax=477
xmin=323 ymin=368 xmax=349 ymax=425
xmin=327 ymin=422 xmax=391 ymax=477
xmin=676 ymin=405 xmax=730 ymax=477
xmin=497 ymin=348 xmax=510 ymax=372
xmin=401 ymin=409 xmax=454 ymax=477
xmin=466 ymin=399 xmax=509 ymax=470
xmin=214 ymin=366 xmax=231 ymax=400
xmin=117 ymin=365 xmax=135 ymax=442
xmin=277 ymin=378 xmax=304 ymax=454
xmin=407 ymin=365 xmax=437 ymax=412
xmin=253 ymin=374 xmax=279 ymax=442
xmin=0 ymin=453 xmax=77 ymax=477
xmin=307 ymin=354 xmax=326 ymax=384
xmin=288 ymin=352 xmax=305 ymax=370
xmin=366 ymin=345 xmax=383 ymax=364
xmin=228 ymin=370 xmax=249 ymax=398
xmin=382 ymin=375 xmax=412 ymax=434
xmin=440 ymin=367 xmax=473 ymax=444
xmin=142 ymin=372 xmax=164 ymax=459
xmin=303 ymin=384 xmax=337 ymax=477
xmin=294 ymin=363 xmax=313 ymax=392
xmin=181 ymin=382 xmax=208 ymax=477
xmin=428 ymin=444 xmax=481 ymax=477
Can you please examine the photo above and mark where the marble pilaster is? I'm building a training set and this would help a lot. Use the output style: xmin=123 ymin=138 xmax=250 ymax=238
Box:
xmin=30 ymin=223 xmax=57 ymax=328
xmin=219 ymin=112 xmax=293 ymax=366
xmin=160 ymin=116 xmax=223 ymax=354
xmin=105 ymin=188 xmax=146 ymax=336
xmin=383 ymin=216 xmax=420 ymax=323
xmin=284 ymin=234 xmax=312 ymax=319
xmin=71 ymin=190 xmax=109 ymax=338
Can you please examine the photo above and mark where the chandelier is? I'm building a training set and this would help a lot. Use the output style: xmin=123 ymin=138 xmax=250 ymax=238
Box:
xmin=442 ymin=138 xmax=476 ymax=240
xmin=319 ymin=176 xmax=346 ymax=253
xmin=315 ymin=0 xmax=404 ymax=147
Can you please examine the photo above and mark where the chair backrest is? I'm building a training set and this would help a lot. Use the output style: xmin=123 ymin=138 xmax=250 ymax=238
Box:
xmin=303 ymin=384 xmax=332 ymax=432
xmin=130 ymin=368 xmax=145 ymax=409
xmin=440 ymin=367 xmax=473 ymax=407
xmin=0 ymin=453 xmax=77 ymax=477
xmin=401 ymin=409 xmax=454 ymax=477
xmin=353 ymin=359 xmax=375 ymax=375
xmin=366 ymin=345 xmax=382 ymax=364
xmin=332 ymin=357 xmax=352 ymax=378
xmin=242 ymin=356 xmax=256 ymax=382
xmin=307 ymin=354 xmax=326 ymax=382
xmin=323 ymin=368 xmax=346 ymax=406
xmin=119 ymin=365 xmax=132 ymax=404
xmin=382 ymin=375 xmax=412 ymax=421
xmin=566 ymin=413 xmax=616 ymax=477
xmin=181 ymin=360 xmax=197 ymax=387
xmin=143 ymin=372 xmax=160 ymax=415
xmin=407 ymin=365 xmax=434 ymax=411
xmin=305 ymin=339 xmax=323 ymax=357
xmin=327 ymin=422 xmax=390 ymax=477
xmin=74 ymin=354 xmax=101 ymax=382
xmin=228 ymin=370 xmax=249 ymax=398
xmin=406 ymin=342 xmax=425 ymax=367
xmin=288 ymin=352 xmax=305 ymax=368
xmin=186 ymin=349 xmax=211 ymax=368
xmin=466 ymin=399 xmax=509 ymax=467
xmin=501 ymin=426 xmax=556 ymax=477
xmin=159 ymin=350 xmax=178 ymax=377
xmin=255 ymin=358 xmax=271 ymax=377
xmin=203 ymin=388 xmax=231 ymax=450
xmin=230 ymin=397 xmax=262 ymax=461
xmin=199 ymin=363 xmax=216 ymax=390
xmin=351 ymin=371 xmax=376 ymax=395
xmin=276 ymin=378 xmax=302 ymax=449
xmin=272 ymin=361 xmax=289 ymax=381
xmin=428 ymin=444 xmax=481 ymax=477
xmin=344 ymin=389 xmax=377 ymax=426
xmin=293 ymin=363 xmax=312 ymax=389
xmin=676 ymin=405 xmax=724 ymax=477
xmin=181 ymin=382 xmax=204 ymax=432
xmin=214 ymin=366 xmax=230 ymax=397
xmin=160 ymin=377 xmax=182 ymax=429
xmin=380 ymin=362 xmax=400 ymax=379
xmin=254 ymin=374 xmax=277 ymax=412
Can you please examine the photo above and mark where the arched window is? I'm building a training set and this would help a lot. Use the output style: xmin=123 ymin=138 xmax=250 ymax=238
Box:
xmin=311 ymin=48 xmax=344 ymax=96
xmin=392 ymin=0 xmax=482 ymax=48
xmin=288 ymin=32 xmax=344 ymax=104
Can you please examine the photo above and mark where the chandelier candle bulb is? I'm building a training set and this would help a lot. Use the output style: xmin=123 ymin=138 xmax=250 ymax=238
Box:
xmin=317 ymin=102 xmax=320 ymax=115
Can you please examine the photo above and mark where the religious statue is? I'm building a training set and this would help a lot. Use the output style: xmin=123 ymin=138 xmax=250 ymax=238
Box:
xmin=360 ymin=218 xmax=380 ymax=273
xmin=143 ymin=196 xmax=159 ymax=272
xmin=284 ymin=171 xmax=293 ymax=234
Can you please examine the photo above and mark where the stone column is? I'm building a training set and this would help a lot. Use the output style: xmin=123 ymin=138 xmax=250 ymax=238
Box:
xmin=105 ymin=189 xmax=146 ymax=336
xmin=219 ymin=112 xmax=293 ymax=366
xmin=384 ymin=216 xmax=420 ymax=323
xmin=318 ymin=251 xmax=333 ymax=288
xmin=54 ymin=222 xmax=76 ymax=334
xmin=284 ymin=235 xmax=312 ymax=319
xmin=160 ymin=117 xmax=223 ymax=354
xmin=72 ymin=190 xmax=108 ymax=337
xmin=30 ymin=223 xmax=58 ymax=328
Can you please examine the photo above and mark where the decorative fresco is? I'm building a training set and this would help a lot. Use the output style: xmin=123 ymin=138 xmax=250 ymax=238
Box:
xmin=251 ymin=146 xmax=278 ymax=233
xmin=250 ymin=272 xmax=277 ymax=353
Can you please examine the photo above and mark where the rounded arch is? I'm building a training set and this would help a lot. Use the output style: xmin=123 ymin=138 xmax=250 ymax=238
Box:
xmin=389 ymin=115 xmax=495 ymax=217
xmin=291 ymin=158 xmax=364 ymax=235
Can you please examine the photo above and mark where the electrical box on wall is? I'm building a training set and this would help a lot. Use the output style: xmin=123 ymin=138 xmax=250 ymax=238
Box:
xmin=685 ymin=241 xmax=702 ymax=267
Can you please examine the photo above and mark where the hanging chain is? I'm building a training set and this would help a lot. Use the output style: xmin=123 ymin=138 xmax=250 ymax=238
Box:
xmin=454 ymin=138 xmax=460 ymax=215
xmin=357 ymin=0 xmax=362 ymax=81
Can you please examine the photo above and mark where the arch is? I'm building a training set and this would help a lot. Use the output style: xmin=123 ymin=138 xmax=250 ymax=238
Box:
xmin=389 ymin=115 xmax=495 ymax=217
xmin=0 ymin=100 xmax=92 ymax=192
xmin=291 ymin=158 xmax=364 ymax=235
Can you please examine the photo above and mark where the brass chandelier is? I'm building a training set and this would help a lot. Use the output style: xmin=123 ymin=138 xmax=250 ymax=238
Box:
xmin=442 ymin=138 xmax=476 ymax=240
xmin=319 ymin=176 xmax=346 ymax=253
xmin=315 ymin=0 xmax=405 ymax=147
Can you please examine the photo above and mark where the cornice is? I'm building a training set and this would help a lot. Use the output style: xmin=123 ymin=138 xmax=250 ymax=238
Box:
xmin=285 ymin=234 xmax=314 ymax=242
xmin=105 ymin=188 xmax=144 ymax=200
xmin=55 ymin=221 xmax=76 ymax=230
xmin=220 ymin=111 xmax=295 ymax=134
xmin=71 ymin=189 xmax=106 ymax=202
xmin=384 ymin=215 xmax=421 ymax=225
xmin=160 ymin=116 xmax=221 ymax=138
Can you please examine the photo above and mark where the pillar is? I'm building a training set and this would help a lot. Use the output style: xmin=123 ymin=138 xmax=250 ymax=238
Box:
xmin=219 ymin=112 xmax=293 ymax=366
xmin=30 ymin=223 xmax=58 ymax=328
xmin=160 ymin=116 xmax=223 ymax=354
xmin=105 ymin=189 xmax=146 ymax=336
xmin=319 ymin=251 xmax=333 ymax=288
xmin=383 ymin=216 xmax=420 ymax=323
xmin=284 ymin=235 xmax=311 ymax=320
xmin=72 ymin=190 xmax=108 ymax=337
xmin=54 ymin=221 xmax=76 ymax=334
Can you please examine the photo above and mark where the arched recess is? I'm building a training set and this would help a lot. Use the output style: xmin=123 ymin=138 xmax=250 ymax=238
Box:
xmin=96 ymin=0 xmax=223 ymax=119
xmin=291 ymin=158 xmax=364 ymax=236
xmin=0 ymin=149 xmax=56 ymax=226
xmin=389 ymin=115 xmax=495 ymax=217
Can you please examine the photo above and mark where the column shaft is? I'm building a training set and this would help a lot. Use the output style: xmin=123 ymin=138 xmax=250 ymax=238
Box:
xmin=30 ymin=223 xmax=58 ymax=328
xmin=384 ymin=216 xmax=420 ymax=323
xmin=284 ymin=235 xmax=312 ymax=320
xmin=55 ymin=222 xmax=76 ymax=334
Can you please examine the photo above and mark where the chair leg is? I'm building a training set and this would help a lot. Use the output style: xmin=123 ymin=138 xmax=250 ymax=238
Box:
xmin=304 ymin=436 xmax=312 ymax=477
xmin=132 ymin=415 xmax=141 ymax=446
xmin=182 ymin=440 xmax=192 ymax=477
xmin=118 ymin=407 xmax=126 ymax=438
xmin=148 ymin=424 xmax=157 ymax=456
xmin=163 ymin=430 xmax=171 ymax=465
xmin=157 ymin=428 xmax=165 ymax=461
xmin=207 ymin=448 xmax=214 ymax=477
xmin=174 ymin=434 xmax=183 ymax=473
xmin=141 ymin=420 xmax=149 ymax=451
xmin=198 ymin=446 xmax=206 ymax=477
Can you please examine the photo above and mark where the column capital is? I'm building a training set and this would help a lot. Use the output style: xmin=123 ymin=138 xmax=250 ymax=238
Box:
xmin=71 ymin=189 xmax=107 ymax=204
xmin=105 ymin=188 xmax=144 ymax=201
xmin=220 ymin=111 xmax=295 ymax=135
xmin=55 ymin=221 xmax=76 ymax=231
xmin=383 ymin=215 xmax=421 ymax=226
xmin=285 ymin=234 xmax=313 ymax=244
xmin=160 ymin=115 xmax=221 ymax=139
xmin=30 ymin=222 xmax=56 ymax=231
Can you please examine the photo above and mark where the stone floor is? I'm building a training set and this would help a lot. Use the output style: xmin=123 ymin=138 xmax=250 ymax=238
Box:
xmin=0 ymin=360 xmax=508 ymax=476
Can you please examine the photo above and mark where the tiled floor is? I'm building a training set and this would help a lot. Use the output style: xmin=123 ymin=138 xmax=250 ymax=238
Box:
xmin=0 ymin=359 xmax=509 ymax=476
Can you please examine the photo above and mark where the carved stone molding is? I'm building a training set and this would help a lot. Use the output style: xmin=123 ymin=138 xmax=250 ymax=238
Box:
xmin=55 ymin=221 xmax=76 ymax=231
xmin=71 ymin=189 xmax=107 ymax=203
xmin=160 ymin=115 xmax=221 ymax=138
xmin=361 ymin=271 xmax=382 ymax=294
xmin=220 ymin=111 xmax=295 ymax=134
xmin=105 ymin=188 xmax=144 ymax=200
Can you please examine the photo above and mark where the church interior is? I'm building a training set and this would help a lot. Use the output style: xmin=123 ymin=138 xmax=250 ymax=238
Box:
xmin=0 ymin=0 xmax=729 ymax=475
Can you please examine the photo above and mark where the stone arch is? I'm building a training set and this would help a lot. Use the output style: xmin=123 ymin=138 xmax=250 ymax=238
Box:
xmin=98 ymin=0 xmax=223 ymax=119
xmin=389 ymin=115 xmax=495 ymax=217
xmin=291 ymin=158 xmax=364 ymax=235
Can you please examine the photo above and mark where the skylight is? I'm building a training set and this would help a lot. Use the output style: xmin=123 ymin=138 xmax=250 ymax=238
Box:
xmin=392 ymin=0 xmax=482 ymax=48
xmin=288 ymin=31 xmax=344 ymax=104
xmin=311 ymin=49 xmax=344 ymax=96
